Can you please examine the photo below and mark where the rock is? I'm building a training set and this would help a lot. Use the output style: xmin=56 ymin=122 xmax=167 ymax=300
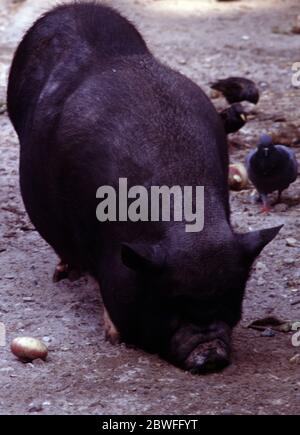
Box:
xmin=283 ymin=258 xmax=295 ymax=265
xmin=276 ymin=322 xmax=293 ymax=332
xmin=292 ymin=15 xmax=300 ymax=34
xmin=257 ymin=278 xmax=265 ymax=286
xmin=22 ymin=297 xmax=34 ymax=303
xmin=273 ymin=203 xmax=288 ymax=212
xmin=273 ymin=114 xmax=287 ymax=123
xmin=28 ymin=402 xmax=43 ymax=413
xmin=0 ymin=101 xmax=6 ymax=115
xmin=289 ymin=354 xmax=300 ymax=364
xmin=5 ymin=274 xmax=15 ymax=279
xmin=261 ymin=328 xmax=276 ymax=337
xmin=177 ymin=58 xmax=187 ymax=65
xmin=286 ymin=237 xmax=297 ymax=247
xmin=255 ymin=261 xmax=267 ymax=273
xmin=248 ymin=316 xmax=287 ymax=332
xmin=32 ymin=358 xmax=46 ymax=366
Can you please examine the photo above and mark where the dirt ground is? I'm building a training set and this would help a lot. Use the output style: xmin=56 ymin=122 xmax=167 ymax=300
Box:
xmin=0 ymin=0 xmax=299 ymax=415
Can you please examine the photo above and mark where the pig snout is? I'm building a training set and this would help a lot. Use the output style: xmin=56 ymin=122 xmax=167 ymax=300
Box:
xmin=167 ymin=321 xmax=232 ymax=374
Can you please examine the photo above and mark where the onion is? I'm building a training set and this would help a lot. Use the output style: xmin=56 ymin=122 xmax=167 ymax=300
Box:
xmin=228 ymin=163 xmax=248 ymax=191
xmin=11 ymin=337 xmax=48 ymax=362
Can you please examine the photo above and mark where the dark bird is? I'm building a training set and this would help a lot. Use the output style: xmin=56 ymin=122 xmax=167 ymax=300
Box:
xmin=245 ymin=134 xmax=298 ymax=212
xmin=210 ymin=77 xmax=259 ymax=104
xmin=219 ymin=103 xmax=247 ymax=134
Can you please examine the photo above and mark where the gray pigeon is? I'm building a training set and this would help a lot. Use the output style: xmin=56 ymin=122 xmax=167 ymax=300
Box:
xmin=246 ymin=134 xmax=298 ymax=212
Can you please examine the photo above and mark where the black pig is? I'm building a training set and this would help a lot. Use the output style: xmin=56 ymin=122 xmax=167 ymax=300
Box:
xmin=7 ymin=2 xmax=281 ymax=373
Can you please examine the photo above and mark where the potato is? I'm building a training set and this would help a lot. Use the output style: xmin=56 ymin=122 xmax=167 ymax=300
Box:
xmin=11 ymin=337 xmax=48 ymax=362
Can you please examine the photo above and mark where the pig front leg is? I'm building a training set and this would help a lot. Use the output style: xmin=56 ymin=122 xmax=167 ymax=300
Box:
xmin=167 ymin=321 xmax=232 ymax=374
xmin=103 ymin=307 xmax=120 ymax=345
xmin=52 ymin=260 xmax=82 ymax=282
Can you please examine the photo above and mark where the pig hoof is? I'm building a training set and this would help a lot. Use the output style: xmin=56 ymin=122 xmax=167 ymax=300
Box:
xmin=53 ymin=262 xmax=69 ymax=282
xmin=184 ymin=339 xmax=230 ymax=374
xmin=53 ymin=262 xmax=82 ymax=282
xmin=103 ymin=307 xmax=120 ymax=345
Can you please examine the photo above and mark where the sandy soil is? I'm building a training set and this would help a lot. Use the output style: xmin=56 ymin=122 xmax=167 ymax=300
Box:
xmin=0 ymin=0 xmax=299 ymax=415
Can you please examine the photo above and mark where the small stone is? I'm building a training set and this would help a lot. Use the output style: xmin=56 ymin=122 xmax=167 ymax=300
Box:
xmin=241 ymin=35 xmax=250 ymax=40
xmin=23 ymin=297 xmax=34 ymax=303
xmin=28 ymin=402 xmax=43 ymax=413
xmin=273 ymin=203 xmax=288 ymax=212
xmin=261 ymin=328 xmax=276 ymax=337
xmin=286 ymin=238 xmax=297 ymax=247
xmin=271 ymin=399 xmax=283 ymax=406
xmin=256 ymin=261 xmax=266 ymax=269
xmin=5 ymin=274 xmax=15 ymax=279
xmin=177 ymin=58 xmax=187 ymax=65
xmin=0 ymin=367 xmax=14 ymax=373
xmin=42 ymin=336 xmax=51 ymax=343
xmin=0 ymin=305 xmax=9 ymax=313
xmin=277 ymin=322 xmax=292 ymax=332
xmin=256 ymin=261 xmax=268 ymax=275
xmin=257 ymin=278 xmax=266 ymax=286
xmin=32 ymin=358 xmax=46 ymax=366
xmin=0 ymin=102 xmax=6 ymax=115
xmin=283 ymin=258 xmax=295 ymax=265
xmin=292 ymin=15 xmax=300 ymax=34
xmin=289 ymin=354 xmax=300 ymax=364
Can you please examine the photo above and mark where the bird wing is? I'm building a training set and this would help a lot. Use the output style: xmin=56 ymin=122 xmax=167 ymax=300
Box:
xmin=275 ymin=145 xmax=298 ymax=181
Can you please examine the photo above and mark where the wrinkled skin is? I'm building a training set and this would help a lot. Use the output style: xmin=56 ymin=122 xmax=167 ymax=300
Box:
xmin=7 ymin=3 xmax=281 ymax=373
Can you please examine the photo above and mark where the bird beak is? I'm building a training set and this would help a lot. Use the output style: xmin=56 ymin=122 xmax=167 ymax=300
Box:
xmin=240 ymin=114 xmax=247 ymax=122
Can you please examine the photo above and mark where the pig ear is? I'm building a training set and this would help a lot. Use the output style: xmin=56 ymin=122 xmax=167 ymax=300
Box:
xmin=121 ymin=242 xmax=165 ymax=271
xmin=239 ymin=225 xmax=283 ymax=259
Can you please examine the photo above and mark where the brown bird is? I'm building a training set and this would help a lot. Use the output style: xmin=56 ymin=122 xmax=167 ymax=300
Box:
xmin=210 ymin=77 xmax=259 ymax=105
xmin=219 ymin=103 xmax=247 ymax=134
